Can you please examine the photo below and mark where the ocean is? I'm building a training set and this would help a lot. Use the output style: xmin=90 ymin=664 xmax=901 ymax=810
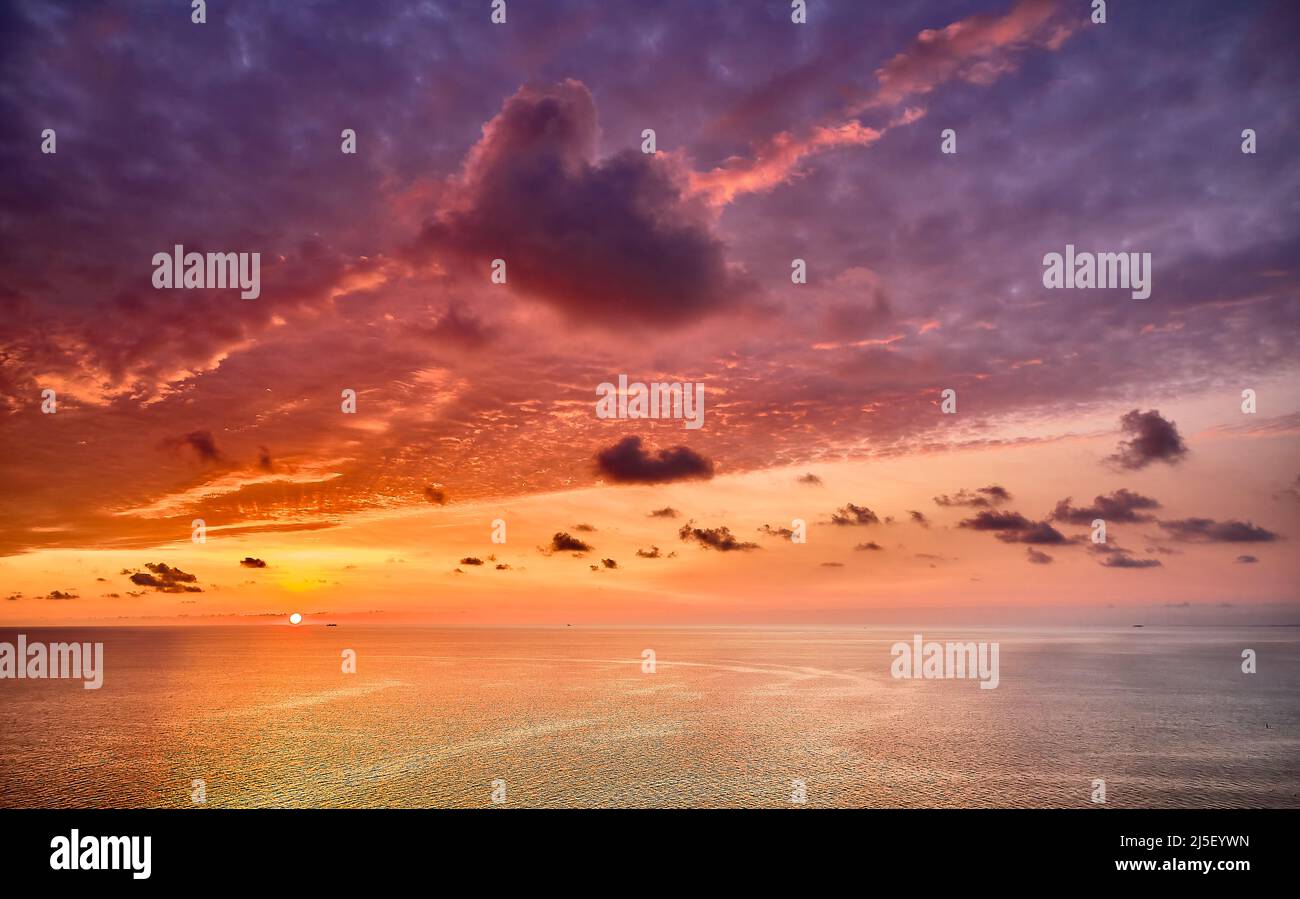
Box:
xmin=1 ymin=625 xmax=1296 ymax=808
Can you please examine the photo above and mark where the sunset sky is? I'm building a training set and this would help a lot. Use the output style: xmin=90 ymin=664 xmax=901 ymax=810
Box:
xmin=1 ymin=0 xmax=1297 ymax=624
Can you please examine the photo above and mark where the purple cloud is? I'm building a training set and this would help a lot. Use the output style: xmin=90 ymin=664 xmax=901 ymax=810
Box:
xmin=595 ymin=436 xmax=714 ymax=484
xmin=1107 ymin=410 xmax=1188 ymax=470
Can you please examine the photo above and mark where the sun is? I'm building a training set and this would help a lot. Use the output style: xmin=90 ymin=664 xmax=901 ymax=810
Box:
xmin=288 ymin=612 xmax=303 ymax=625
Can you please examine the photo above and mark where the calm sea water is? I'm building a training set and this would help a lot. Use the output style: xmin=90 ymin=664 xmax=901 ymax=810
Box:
xmin=1 ymin=626 xmax=1296 ymax=808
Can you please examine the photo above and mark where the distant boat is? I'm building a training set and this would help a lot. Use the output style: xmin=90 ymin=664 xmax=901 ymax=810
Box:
xmin=326 ymin=623 xmax=338 ymax=627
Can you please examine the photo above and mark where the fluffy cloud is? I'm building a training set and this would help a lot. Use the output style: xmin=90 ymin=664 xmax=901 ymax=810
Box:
xmin=1089 ymin=542 xmax=1162 ymax=569
xmin=1158 ymin=518 xmax=1281 ymax=543
xmin=934 ymin=485 xmax=1012 ymax=508
xmin=1099 ymin=552 xmax=1162 ymax=569
xmin=1053 ymin=489 xmax=1161 ymax=524
xmin=595 ymin=436 xmax=714 ymax=484
xmin=678 ymin=522 xmax=759 ymax=552
xmin=866 ymin=0 xmax=1076 ymax=108
xmin=958 ymin=510 xmax=1032 ymax=531
xmin=547 ymin=532 xmax=593 ymax=553
xmin=416 ymin=80 xmax=747 ymax=327
xmin=959 ymin=510 xmax=1067 ymax=545
xmin=1107 ymin=410 xmax=1189 ymax=470
xmin=127 ymin=562 xmax=202 ymax=593
xmin=829 ymin=503 xmax=880 ymax=526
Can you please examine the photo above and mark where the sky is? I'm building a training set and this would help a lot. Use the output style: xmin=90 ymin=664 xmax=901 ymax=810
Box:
xmin=0 ymin=0 xmax=1297 ymax=625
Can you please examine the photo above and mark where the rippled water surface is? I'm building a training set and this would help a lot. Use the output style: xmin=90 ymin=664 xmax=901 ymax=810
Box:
xmin=1 ymin=626 xmax=1296 ymax=808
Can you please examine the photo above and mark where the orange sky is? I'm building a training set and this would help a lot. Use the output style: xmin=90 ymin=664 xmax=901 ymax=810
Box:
xmin=2 ymin=0 xmax=1298 ymax=626
xmin=4 ymin=384 xmax=1297 ymax=626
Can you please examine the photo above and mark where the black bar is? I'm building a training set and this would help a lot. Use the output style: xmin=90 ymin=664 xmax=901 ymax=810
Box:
xmin=0 ymin=809 xmax=1283 ymax=886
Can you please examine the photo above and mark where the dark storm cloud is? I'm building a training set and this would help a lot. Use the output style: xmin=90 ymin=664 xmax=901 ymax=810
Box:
xmin=1158 ymin=518 xmax=1281 ymax=543
xmin=829 ymin=503 xmax=880 ymax=526
xmin=1053 ymin=489 xmax=1161 ymax=524
xmin=678 ymin=522 xmax=759 ymax=552
xmin=595 ymin=436 xmax=714 ymax=484
xmin=1107 ymin=410 xmax=1189 ymax=470
xmin=415 ymin=81 xmax=748 ymax=327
